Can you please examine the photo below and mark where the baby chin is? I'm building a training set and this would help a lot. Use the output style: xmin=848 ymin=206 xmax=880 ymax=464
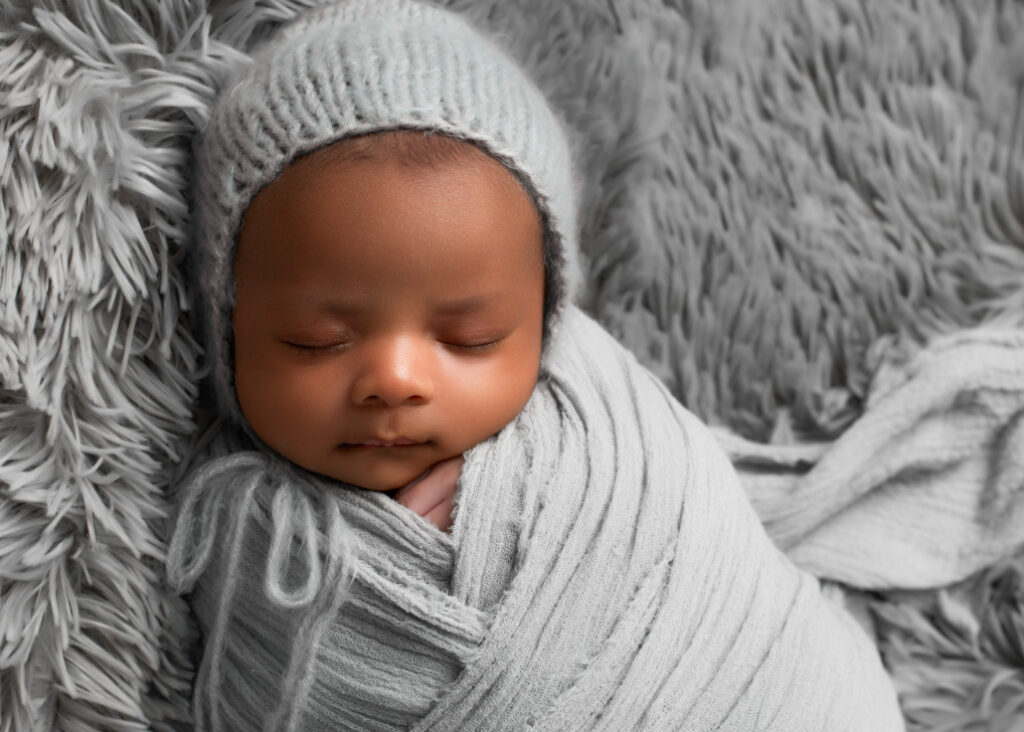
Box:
xmin=329 ymin=441 xmax=445 ymax=492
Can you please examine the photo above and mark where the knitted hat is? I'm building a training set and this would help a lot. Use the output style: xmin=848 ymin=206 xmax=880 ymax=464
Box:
xmin=192 ymin=0 xmax=582 ymax=428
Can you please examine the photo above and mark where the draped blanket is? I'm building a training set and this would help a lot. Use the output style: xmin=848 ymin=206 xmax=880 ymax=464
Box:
xmin=168 ymin=307 xmax=906 ymax=731
xmin=719 ymin=327 xmax=1024 ymax=591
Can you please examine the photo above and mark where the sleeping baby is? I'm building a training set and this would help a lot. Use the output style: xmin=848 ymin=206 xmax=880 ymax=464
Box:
xmin=228 ymin=126 xmax=545 ymax=535
xmin=167 ymin=0 xmax=906 ymax=729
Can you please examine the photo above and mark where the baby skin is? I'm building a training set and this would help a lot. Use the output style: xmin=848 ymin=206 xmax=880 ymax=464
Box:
xmin=231 ymin=131 xmax=546 ymax=531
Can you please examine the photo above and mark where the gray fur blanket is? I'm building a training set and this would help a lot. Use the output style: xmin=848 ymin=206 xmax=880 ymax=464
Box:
xmin=2 ymin=0 xmax=1023 ymax=729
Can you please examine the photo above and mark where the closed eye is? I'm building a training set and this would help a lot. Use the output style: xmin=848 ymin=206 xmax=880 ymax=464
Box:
xmin=283 ymin=341 xmax=349 ymax=354
xmin=442 ymin=337 xmax=503 ymax=351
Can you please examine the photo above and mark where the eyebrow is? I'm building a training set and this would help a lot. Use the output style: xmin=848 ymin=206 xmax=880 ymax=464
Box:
xmin=308 ymin=300 xmax=365 ymax=317
xmin=434 ymin=295 xmax=498 ymax=316
xmin=303 ymin=295 xmax=498 ymax=317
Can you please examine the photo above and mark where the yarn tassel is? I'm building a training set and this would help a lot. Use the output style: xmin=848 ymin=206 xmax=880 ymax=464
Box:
xmin=166 ymin=451 xmax=357 ymax=731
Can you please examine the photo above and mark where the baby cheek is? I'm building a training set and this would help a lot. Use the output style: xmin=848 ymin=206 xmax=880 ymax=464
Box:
xmin=445 ymin=353 xmax=539 ymax=447
xmin=236 ymin=357 xmax=337 ymax=446
xmin=278 ymin=368 xmax=348 ymax=424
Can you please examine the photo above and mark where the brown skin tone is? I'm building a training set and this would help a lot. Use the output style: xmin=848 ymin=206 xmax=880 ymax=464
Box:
xmin=232 ymin=140 xmax=545 ymax=531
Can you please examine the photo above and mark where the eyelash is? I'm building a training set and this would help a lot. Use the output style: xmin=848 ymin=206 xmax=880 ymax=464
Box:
xmin=284 ymin=341 xmax=349 ymax=354
xmin=444 ymin=338 xmax=502 ymax=351
xmin=284 ymin=337 xmax=503 ymax=354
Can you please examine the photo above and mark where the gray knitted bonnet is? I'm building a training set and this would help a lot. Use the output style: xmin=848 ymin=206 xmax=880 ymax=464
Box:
xmin=192 ymin=0 xmax=582 ymax=428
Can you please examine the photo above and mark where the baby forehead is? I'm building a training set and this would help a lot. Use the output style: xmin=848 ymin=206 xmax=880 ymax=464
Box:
xmin=246 ymin=131 xmax=543 ymax=233
xmin=307 ymin=129 xmax=484 ymax=165
xmin=236 ymin=133 xmax=547 ymax=280
xmin=296 ymin=130 xmax=529 ymax=193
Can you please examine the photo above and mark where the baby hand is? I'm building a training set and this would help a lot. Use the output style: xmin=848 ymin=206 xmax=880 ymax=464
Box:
xmin=393 ymin=456 xmax=463 ymax=532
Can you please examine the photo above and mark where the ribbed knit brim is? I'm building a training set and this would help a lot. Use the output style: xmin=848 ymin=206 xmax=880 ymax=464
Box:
xmin=192 ymin=0 xmax=581 ymax=428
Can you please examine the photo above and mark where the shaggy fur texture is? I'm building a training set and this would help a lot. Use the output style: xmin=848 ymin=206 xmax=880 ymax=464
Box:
xmin=0 ymin=0 xmax=1021 ymax=729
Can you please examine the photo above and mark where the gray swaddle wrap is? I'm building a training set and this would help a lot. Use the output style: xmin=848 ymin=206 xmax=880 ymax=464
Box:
xmin=167 ymin=305 xmax=904 ymax=731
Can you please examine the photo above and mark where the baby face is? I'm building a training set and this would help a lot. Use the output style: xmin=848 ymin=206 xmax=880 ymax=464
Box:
xmin=232 ymin=137 xmax=545 ymax=491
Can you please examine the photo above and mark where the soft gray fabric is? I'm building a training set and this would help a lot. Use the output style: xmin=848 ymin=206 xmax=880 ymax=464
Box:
xmin=4 ymin=0 xmax=1024 ymax=729
xmin=168 ymin=306 xmax=904 ymax=732
xmin=718 ymin=327 xmax=1024 ymax=589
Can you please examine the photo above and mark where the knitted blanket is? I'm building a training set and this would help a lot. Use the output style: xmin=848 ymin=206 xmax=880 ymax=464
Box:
xmin=4 ymin=0 xmax=1024 ymax=729
xmin=167 ymin=305 xmax=905 ymax=731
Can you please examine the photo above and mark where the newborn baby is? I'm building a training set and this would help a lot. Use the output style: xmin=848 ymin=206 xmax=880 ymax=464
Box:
xmin=168 ymin=1 xmax=905 ymax=730
xmin=231 ymin=130 xmax=546 ymax=532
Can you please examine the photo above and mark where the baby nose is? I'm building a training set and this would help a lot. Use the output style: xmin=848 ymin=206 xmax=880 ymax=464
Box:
xmin=350 ymin=336 xmax=435 ymax=407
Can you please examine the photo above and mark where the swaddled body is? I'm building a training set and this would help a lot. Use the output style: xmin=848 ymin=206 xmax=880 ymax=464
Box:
xmin=175 ymin=306 xmax=903 ymax=730
xmin=168 ymin=0 xmax=904 ymax=729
